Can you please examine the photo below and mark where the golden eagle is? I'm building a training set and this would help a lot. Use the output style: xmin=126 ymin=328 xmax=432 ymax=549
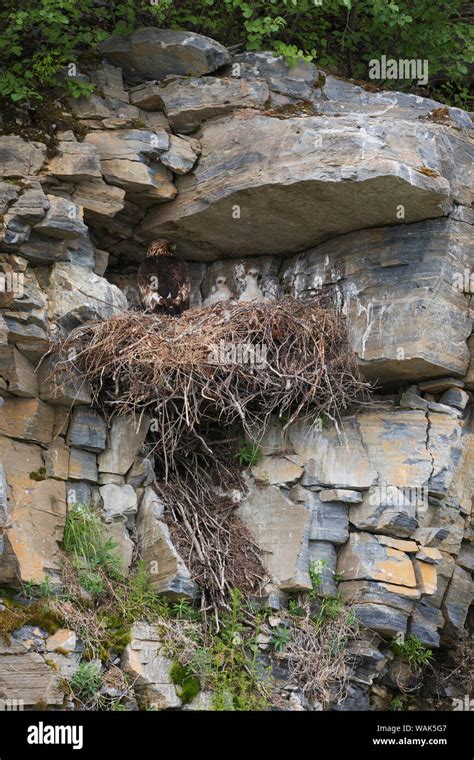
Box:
xmin=137 ymin=239 xmax=190 ymax=315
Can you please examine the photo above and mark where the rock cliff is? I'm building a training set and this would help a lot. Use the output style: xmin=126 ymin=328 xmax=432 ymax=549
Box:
xmin=0 ymin=28 xmax=472 ymax=711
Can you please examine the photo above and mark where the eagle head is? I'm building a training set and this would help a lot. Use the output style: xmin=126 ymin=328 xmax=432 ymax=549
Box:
xmin=147 ymin=239 xmax=177 ymax=257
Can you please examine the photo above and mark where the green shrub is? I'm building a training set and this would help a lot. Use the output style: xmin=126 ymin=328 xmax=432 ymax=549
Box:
xmin=0 ymin=1 xmax=469 ymax=115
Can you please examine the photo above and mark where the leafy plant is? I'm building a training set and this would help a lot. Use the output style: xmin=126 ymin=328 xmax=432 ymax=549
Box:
xmin=69 ymin=661 xmax=102 ymax=701
xmin=390 ymin=696 xmax=404 ymax=711
xmin=390 ymin=635 xmax=433 ymax=668
xmin=181 ymin=589 xmax=269 ymax=710
xmin=22 ymin=576 xmax=55 ymax=600
xmin=235 ymin=443 xmax=263 ymax=467
xmin=271 ymin=624 xmax=292 ymax=652
xmin=308 ymin=558 xmax=326 ymax=598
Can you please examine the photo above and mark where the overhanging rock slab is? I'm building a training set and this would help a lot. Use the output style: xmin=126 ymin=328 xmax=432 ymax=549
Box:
xmin=138 ymin=112 xmax=459 ymax=260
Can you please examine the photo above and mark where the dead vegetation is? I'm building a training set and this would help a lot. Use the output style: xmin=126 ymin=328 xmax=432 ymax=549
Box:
xmin=281 ymin=598 xmax=360 ymax=707
xmin=60 ymin=296 xmax=370 ymax=473
xmin=57 ymin=296 xmax=369 ymax=618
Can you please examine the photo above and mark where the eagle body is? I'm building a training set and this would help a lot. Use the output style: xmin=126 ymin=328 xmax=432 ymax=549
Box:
xmin=138 ymin=239 xmax=190 ymax=315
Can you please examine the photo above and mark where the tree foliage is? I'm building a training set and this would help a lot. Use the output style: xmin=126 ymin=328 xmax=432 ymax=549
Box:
xmin=0 ymin=0 xmax=471 ymax=111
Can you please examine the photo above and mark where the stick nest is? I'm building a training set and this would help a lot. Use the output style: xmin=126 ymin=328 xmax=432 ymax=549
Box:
xmin=61 ymin=296 xmax=370 ymax=468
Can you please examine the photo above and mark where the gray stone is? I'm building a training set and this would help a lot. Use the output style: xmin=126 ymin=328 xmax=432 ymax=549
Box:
xmin=43 ymin=438 xmax=69 ymax=480
xmin=339 ymin=579 xmax=420 ymax=614
xmin=129 ymin=82 xmax=167 ymax=111
xmin=399 ymin=386 xmax=428 ymax=410
xmin=317 ymin=75 xmax=472 ymax=130
xmin=100 ymin=28 xmax=231 ymax=81
xmin=100 ymin=483 xmax=137 ymax=522
xmin=442 ymin=565 xmax=473 ymax=643
xmin=347 ymin=639 xmax=388 ymax=686
xmin=17 ymin=233 xmax=69 ymax=264
xmin=307 ymin=492 xmax=349 ymax=545
xmin=137 ymin=489 xmax=196 ymax=599
xmin=350 ymin=487 xmax=418 ymax=538
xmin=45 ymin=262 xmax=126 ymax=332
xmin=463 ymin=335 xmax=474 ymax=390
xmin=159 ymin=135 xmax=200 ymax=175
xmin=251 ymin=455 xmax=303 ymax=485
xmin=37 ymin=353 xmax=92 ymax=407
xmin=104 ymin=520 xmax=134 ymax=574
xmin=0 ymin=181 xmax=19 ymax=213
xmin=409 ymin=600 xmax=443 ymax=647
xmin=122 ymin=622 xmax=181 ymax=710
xmin=0 ymin=345 xmax=38 ymax=397
xmin=439 ymin=388 xmax=470 ymax=410
xmin=98 ymin=415 xmax=149 ymax=475
xmin=0 ymin=136 xmax=46 ymax=179
xmin=47 ymin=140 xmax=102 ymax=182
xmin=34 ymin=196 xmax=88 ymax=239
xmin=237 ymin=480 xmax=311 ymax=591
xmin=289 ymin=416 xmax=377 ymax=489
xmin=89 ymin=62 xmax=129 ymax=101
xmin=66 ymin=481 xmax=92 ymax=507
xmin=337 ymin=532 xmax=417 ymax=588
xmin=282 ymin=220 xmax=473 ymax=383
xmin=84 ymin=129 xmax=175 ymax=204
xmin=67 ymin=407 xmax=107 ymax=452
xmin=126 ymin=457 xmax=155 ymax=488
xmin=419 ymin=377 xmax=466 ymax=393
xmin=0 ymin=639 xmax=64 ymax=707
xmin=319 ymin=489 xmax=362 ymax=504
xmin=230 ymin=51 xmax=319 ymax=101
xmin=68 ymin=448 xmax=98 ymax=483
xmin=157 ymin=76 xmax=269 ymax=132
xmin=352 ymin=603 xmax=409 ymax=638
xmin=73 ymin=178 xmax=125 ymax=218
xmin=457 ymin=542 xmax=474 ymax=573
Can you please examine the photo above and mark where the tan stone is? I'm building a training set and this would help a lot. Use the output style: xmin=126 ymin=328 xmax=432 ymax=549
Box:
xmin=0 ymin=639 xmax=64 ymax=707
xmin=0 ymin=397 xmax=55 ymax=445
xmin=251 ymin=455 xmax=303 ymax=485
xmin=43 ymin=438 xmax=70 ymax=480
xmin=337 ymin=532 xmax=416 ymax=588
xmin=0 ymin=345 xmax=38 ymax=397
xmin=415 ymin=547 xmax=442 ymax=563
xmin=0 ymin=436 xmax=66 ymax=583
xmin=45 ymin=629 xmax=76 ymax=653
xmin=377 ymin=536 xmax=419 ymax=553
xmin=414 ymin=559 xmax=437 ymax=595
xmin=73 ymin=177 xmax=125 ymax=217
xmin=358 ymin=410 xmax=432 ymax=487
